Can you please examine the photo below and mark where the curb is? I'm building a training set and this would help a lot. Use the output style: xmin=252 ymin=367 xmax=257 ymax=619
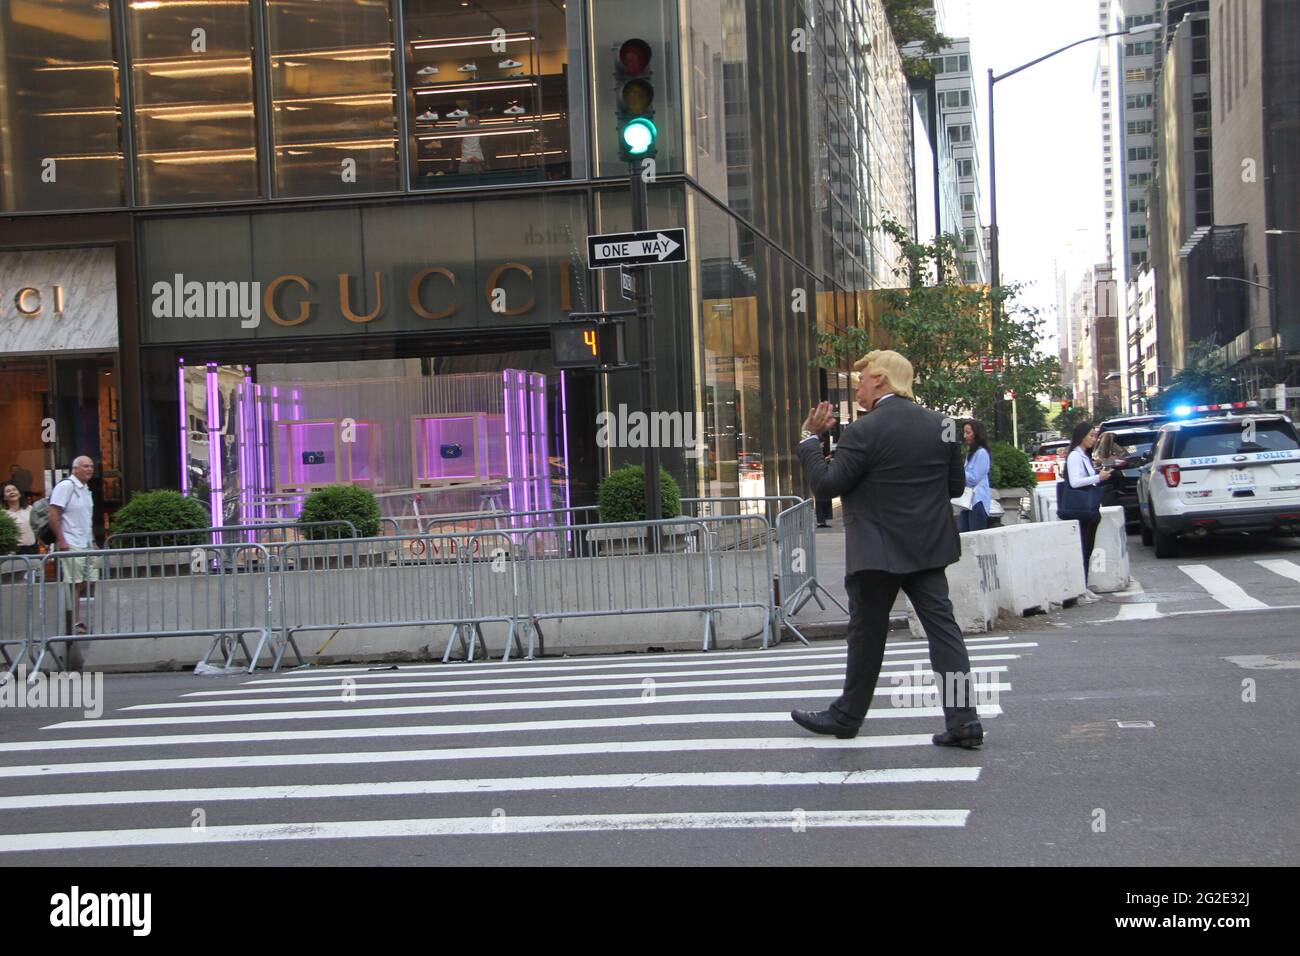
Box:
xmin=785 ymin=614 xmax=910 ymax=641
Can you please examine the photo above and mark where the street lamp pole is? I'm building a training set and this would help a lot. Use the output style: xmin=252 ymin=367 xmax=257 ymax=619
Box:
xmin=988 ymin=23 xmax=1161 ymax=300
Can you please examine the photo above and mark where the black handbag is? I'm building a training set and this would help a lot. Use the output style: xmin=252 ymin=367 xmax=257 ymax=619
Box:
xmin=1056 ymin=475 xmax=1102 ymax=521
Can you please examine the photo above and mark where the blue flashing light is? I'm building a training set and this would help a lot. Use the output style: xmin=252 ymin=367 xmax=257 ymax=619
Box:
xmin=1173 ymin=404 xmax=1193 ymax=418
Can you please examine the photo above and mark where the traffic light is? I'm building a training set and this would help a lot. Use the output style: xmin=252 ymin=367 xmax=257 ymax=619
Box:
xmin=1060 ymin=399 xmax=1072 ymax=411
xmin=551 ymin=319 xmax=627 ymax=369
xmin=615 ymin=38 xmax=657 ymax=161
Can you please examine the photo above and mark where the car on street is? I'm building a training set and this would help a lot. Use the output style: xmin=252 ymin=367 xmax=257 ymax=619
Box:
xmin=1098 ymin=412 xmax=1170 ymax=433
xmin=1095 ymin=426 xmax=1162 ymax=526
xmin=1136 ymin=411 xmax=1300 ymax=557
xmin=1032 ymin=439 xmax=1069 ymax=482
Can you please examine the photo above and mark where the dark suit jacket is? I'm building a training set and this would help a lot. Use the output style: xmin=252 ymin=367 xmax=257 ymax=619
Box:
xmin=796 ymin=396 xmax=965 ymax=575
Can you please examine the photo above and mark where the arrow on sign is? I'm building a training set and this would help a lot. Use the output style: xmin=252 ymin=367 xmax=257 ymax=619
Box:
xmin=586 ymin=227 xmax=689 ymax=269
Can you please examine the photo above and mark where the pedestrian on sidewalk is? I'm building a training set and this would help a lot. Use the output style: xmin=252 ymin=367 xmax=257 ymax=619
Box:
xmin=957 ymin=419 xmax=992 ymax=532
xmin=1058 ymin=422 xmax=1112 ymax=603
xmin=3 ymin=481 xmax=38 ymax=555
xmin=814 ymin=421 xmax=841 ymax=527
xmin=47 ymin=456 xmax=99 ymax=635
xmin=791 ymin=349 xmax=985 ymax=749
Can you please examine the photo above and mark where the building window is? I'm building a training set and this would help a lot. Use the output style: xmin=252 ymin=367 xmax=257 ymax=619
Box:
xmin=963 ymin=227 xmax=975 ymax=249
xmin=405 ymin=0 xmax=579 ymax=190
xmin=1131 ymin=251 xmax=1146 ymax=268
xmin=1126 ymin=68 xmax=1153 ymax=83
xmin=1129 ymin=198 xmax=1147 ymax=213
xmin=1127 ymin=120 xmax=1153 ymax=135
xmin=127 ymin=1 xmax=261 ymax=204
xmin=1125 ymin=41 xmax=1155 ymax=57
xmin=947 ymin=124 xmax=971 ymax=144
xmin=0 ymin=0 xmax=125 ymax=211
xmin=1126 ymin=94 xmax=1153 ymax=110
xmin=1129 ymin=172 xmax=1151 ymax=189
xmin=1128 ymin=146 xmax=1153 ymax=161
xmin=957 ymin=158 xmax=973 ymax=178
xmin=961 ymin=192 xmax=975 ymax=213
xmin=267 ymin=0 xmax=400 ymax=198
xmin=941 ymin=90 xmax=970 ymax=110
xmin=1130 ymin=225 xmax=1147 ymax=240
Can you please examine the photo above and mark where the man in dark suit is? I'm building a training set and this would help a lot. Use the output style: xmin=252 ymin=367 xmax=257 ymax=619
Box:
xmin=791 ymin=349 xmax=984 ymax=748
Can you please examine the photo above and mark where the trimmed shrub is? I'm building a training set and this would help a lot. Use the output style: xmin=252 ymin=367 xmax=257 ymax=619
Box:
xmin=989 ymin=442 xmax=1034 ymax=490
xmin=0 ymin=511 xmax=17 ymax=555
xmin=596 ymin=465 xmax=682 ymax=524
xmin=298 ymin=485 xmax=381 ymax=539
xmin=108 ymin=490 xmax=212 ymax=546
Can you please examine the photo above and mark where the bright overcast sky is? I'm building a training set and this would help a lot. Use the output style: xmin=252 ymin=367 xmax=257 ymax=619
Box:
xmin=957 ymin=0 xmax=1108 ymax=355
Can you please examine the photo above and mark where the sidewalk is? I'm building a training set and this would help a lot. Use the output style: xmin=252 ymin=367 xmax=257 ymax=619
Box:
xmin=783 ymin=504 xmax=911 ymax=640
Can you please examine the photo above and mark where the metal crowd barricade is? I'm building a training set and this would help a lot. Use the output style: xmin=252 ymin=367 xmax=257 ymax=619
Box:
xmin=422 ymin=504 xmax=600 ymax=538
xmin=774 ymin=498 xmax=847 ymax=644
xmin=106 ymin=521 xmax=357 ymax=550
xmin=1 ymin=555 xmax=42 ymax=684
xmin=518 ymin=517 xmax=716 ymax=658
xmin=29 ymin=543 xmax=275 ymax=676
xmin=260 ymin=530 xmax=524 ymax=672
xmin=687 ymin=512 xmax=777 ymax=649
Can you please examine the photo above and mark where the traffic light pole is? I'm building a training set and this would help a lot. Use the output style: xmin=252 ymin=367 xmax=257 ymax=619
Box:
xmin=630 ymin=162 xmax=663 ymax=538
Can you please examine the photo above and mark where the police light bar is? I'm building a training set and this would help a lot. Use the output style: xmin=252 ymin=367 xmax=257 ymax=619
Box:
xmin=1174 ymin=401 xmax=1261 ymax=418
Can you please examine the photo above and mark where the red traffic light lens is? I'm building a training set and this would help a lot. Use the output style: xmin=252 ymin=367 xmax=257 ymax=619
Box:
xmin=618 ymin=38 xmax=652 ymax=75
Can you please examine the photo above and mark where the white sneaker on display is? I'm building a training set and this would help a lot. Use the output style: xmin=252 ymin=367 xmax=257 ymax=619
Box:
xmin=498 ymin=58 xmax=522 ymax=69
xmin=417 ymin=66 xmax=439 ymax=76
xmin=447 ymin=108 xmax=469 ymax=118
xmin=503 ymin=105 xmax=526 ymax=115
xmin=417 ymin=110 xmax=439 ymax=120
xmin=458 ymin=62 xmax=478 ymax=72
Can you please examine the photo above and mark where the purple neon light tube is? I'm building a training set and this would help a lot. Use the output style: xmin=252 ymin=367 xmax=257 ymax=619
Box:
xmin=178 ymin=359 xmax=189 ymax=497
xmin=206 ymin=364 xmax=223 ymax=544
xmin=558 ymin=369 xmax=571 ymax=514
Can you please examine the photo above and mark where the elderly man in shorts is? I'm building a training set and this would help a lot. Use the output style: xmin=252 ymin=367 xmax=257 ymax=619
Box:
xmin=48 ymin=456 xmax=98 ymax=635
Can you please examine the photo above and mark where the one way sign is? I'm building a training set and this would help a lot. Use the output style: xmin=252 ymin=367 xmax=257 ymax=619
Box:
xmin=587 ymin=228 xmax=688 ymax=269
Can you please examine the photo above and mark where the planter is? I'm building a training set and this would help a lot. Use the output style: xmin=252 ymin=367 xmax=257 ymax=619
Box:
xmin=992 ymin=487 xmax=1031 ymax=525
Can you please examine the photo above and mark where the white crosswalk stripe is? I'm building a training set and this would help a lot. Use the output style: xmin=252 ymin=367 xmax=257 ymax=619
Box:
xmin=0 ymin=640 xmax=1027 ymax=857
xmin=1106 ymin=558 xmax=1300 ymax=621
xmin=1178 ymin=564 xmax=1271 ymax=610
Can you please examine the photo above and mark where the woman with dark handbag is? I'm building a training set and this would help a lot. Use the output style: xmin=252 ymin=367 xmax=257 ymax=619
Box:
xmin=1057 ymin=421 xmax=1113 ymax=602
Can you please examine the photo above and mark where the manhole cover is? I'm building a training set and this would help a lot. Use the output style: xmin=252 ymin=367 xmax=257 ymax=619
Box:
xmin=1115 ymin=720 xmax=1155 ymax=729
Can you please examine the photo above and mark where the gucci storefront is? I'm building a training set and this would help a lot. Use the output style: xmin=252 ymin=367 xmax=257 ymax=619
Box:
xmin=0 ymin=246 xmax=124 ymax=534
xmin=135 ymin=191 xmax=606 ymax=525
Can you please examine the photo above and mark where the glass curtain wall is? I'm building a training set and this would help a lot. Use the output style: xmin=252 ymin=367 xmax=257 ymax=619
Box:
xmin=402 ymin=0 xmax=579 ymax=189
xmin=266 ymin=0 xmax=400 ymax=197
xmin=0 ymin=0 xmax=125 ymax=212
xmin=127 ymin=0 xmax=261 ymax=204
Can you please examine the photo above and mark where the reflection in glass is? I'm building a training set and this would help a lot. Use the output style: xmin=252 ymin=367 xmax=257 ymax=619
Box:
xmin=267 ymin=0 xmax=399 ymax=197
xmin=403 ymin=0 xmax=574 ymax=189
xmin=0 ymin=0 xmax=124 ymax=211
xmin=128 ymin=0 xmax=259 ymax=204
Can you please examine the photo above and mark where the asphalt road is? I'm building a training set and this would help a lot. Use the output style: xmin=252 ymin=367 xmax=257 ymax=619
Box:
xmin=1 ymin=530 xmax=1296 ymax=866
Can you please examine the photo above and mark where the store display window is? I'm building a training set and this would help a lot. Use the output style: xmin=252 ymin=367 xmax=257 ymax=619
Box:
xmin=403 ymin=0 xmax=578 ymax=189
xmin=177 ymin=358 xmax=566 ymax=530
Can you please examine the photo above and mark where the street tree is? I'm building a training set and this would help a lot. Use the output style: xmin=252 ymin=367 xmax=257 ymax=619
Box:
xmin=883 ymin=0 xmax=953 ymax=78
xmin=813 ymin=219 xmax=1061 ymax=442
xmin=1146 ymin=340 xmax=1240 ymax=411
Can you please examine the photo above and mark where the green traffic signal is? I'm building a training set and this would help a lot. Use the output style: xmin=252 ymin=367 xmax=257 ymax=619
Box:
xmin=621 ymin=117 xmax=657 ymax=156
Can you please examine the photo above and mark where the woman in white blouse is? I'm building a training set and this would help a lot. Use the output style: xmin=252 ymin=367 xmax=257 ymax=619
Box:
xmin=2 ymin=481 xmax=37 ymax=555
xmin=1065 ymin=422 xmax=1113 ymax=600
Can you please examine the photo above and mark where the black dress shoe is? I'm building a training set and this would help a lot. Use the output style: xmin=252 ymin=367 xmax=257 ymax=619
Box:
xmin=932 ymin=721 xmax=984 ymax=749
xmin=791 ymin=708 xmax=861 ymax=739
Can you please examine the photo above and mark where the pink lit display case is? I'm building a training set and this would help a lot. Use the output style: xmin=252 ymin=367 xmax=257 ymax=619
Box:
xmin=273 ymin=418 xmax=382 ymax=493
xmin=410 ymin=413 xmax=495 ymax=487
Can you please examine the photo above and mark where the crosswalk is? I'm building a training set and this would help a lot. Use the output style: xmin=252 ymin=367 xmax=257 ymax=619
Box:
xmin=0 ymin=635 xmax=1036 ymax=859
xmin=1105 ymin=557 xmax=1300 ymax=621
